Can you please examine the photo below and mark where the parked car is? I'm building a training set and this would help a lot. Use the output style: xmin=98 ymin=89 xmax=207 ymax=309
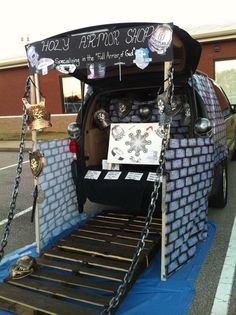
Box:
xmin=207 ymin=79 xmax=236 ymax=207
xmin=64 ymin=27 xmax=236 ymax=212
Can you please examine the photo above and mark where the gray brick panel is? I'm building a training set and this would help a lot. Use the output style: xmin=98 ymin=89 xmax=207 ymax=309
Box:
xmin=175 ymin=208 xmax=184 ymax=219
xmin=164 ymin=137 xmax=214 ymax=277
xmin=180 ymin=168 xmax=188 ymax=177
xmin=38 ymin=139 xmax=82 ymax=250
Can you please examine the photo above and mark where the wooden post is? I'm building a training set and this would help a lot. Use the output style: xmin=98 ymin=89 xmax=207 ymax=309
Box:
xmin=161 ymin=61 xmax=172 ymax=281
xmin=30 ymin=74 xmax=40 ymax=254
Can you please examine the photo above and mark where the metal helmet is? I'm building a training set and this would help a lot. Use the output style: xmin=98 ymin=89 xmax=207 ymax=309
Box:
xmin=9 ymin=255 xmax=37 ymax=279
xmin=67 ymin=122 xmax=81 ymax=139
xmin=139 ymin=105 xmax=152 ymax=122
xmin=194 ymin=118 xmax=212 ymax=137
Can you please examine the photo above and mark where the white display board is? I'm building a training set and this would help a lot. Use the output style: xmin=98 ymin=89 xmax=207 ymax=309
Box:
xmin=107 ymin=123 xmax=163 ymax=165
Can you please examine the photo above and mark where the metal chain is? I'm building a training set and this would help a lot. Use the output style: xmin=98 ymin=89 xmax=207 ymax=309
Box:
xmin=102 ymin=124 xmax=170 ymax=315
xmin=102 ymin=66 xmax=174 ymax=315
xmin=0 ymin=77 xmax=30 ymax=261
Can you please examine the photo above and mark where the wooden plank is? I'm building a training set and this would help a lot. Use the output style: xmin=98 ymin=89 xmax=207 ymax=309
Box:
xmin=0 ymin=298 xmax=34 ymax=315
xmin=69 ymin=231 xmax=153 ymax=249
xmin=97 ymin=214 xmax=129 ymax=221
xmin=62 ymin=235 xmax=152 ymax=257
xmin=31 ymin=270 xmax=117 ymax=293
xmin=7 ymin=277 xmax=109 ymax=307
xmin=101 ymin=212 xmax=161 ymax=223
xmin=93 ymin=215 xmax=161 ymax=227
xmin=91 ymin=217 xmax=129 ymax=226
xmin=86 ymin=220 xmax=123 ymax=230
xmin=37 ymin=257 xmax=124 ymax=282
xmin=44 ymin=248 xmax=130 ymax=272
xmin=57 ymin=238 xmax=135 ymax=261
xmin=132 ymin=218 xmax=162 ymax=226
xmin=78 ymin=225 xmax=158 ymax=243
xmin=77 ymin=225 xmax=117 ymax=236
xmin=87 ymin=220 xmax=159 ymax=233
xmin=117 ymin=230 xmax=160 ymax=242
xmin=0 ymin=283 xmax=98 ymax=315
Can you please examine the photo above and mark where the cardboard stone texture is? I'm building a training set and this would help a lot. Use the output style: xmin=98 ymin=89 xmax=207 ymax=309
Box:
xmin=164 ymin=138 xmax=214 ymax=276
xmin=38 ymin=139 xmax=81 ymax=250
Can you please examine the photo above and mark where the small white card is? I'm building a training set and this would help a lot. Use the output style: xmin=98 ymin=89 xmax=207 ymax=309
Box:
xmin=125 ymin=172 xmax=143 ymax=181
xmin=147 ymin=172 xmax=161 ymax=182
xmin=102 ymin=159 xmax=120 ymax=170
xmin=84 ymin=170 xmax=101 ymax=180
xmin=104 ymin=171 xmax=121 ymax=180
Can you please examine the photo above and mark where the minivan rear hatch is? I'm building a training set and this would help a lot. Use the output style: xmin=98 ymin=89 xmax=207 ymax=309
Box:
xmin=26 ymin=22 xmax=201 ymax=88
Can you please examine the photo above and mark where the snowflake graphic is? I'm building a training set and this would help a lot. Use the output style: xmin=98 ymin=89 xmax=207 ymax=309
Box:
xmin=125 ymin=129 xmax=151 ymax=156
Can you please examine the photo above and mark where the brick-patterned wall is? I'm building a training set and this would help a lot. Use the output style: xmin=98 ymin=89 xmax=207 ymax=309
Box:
xmin=164 ymin=138 xmax=214 ymax=277
xmin=109 ymin=98 xmax=190 ymax=138
xmin=38 ymin=139 xmax=81 ymax=250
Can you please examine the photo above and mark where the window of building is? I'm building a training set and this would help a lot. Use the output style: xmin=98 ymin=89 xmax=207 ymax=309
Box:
xmin=214 ymin=59 xmax=236 ymax=105
xmin=60 ymin=76 xmax=87 ymax=113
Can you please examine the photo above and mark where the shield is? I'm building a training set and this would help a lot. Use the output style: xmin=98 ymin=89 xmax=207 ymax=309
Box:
xmin=29 ymin=150 xmax=44 ymax=177
xmin=139 ymin=105 xmax=152 ymax=122
xmin=133 ymin=48 xmax=152 ymax=70
xmin=148 ymin=24 xmax=173 ymax=55
xmin=115 ymin=98 xmax=132 ymax=119
xmin=94 ymin=109 xmax=111 ymax=129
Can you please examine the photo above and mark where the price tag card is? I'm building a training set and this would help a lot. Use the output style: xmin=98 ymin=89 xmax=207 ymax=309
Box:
xmin=104 ymin=171 xmax=122 ymax=180
xmin=125 ymin=172 xmax=143 ymax=181
xmin=84 ymin=170 xmax=101 ymax=180
xmin=147 ymin=172 xmax=161 ymax=182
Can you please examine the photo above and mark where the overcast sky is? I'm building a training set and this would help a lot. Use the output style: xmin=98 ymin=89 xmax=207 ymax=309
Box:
xmin=0 ymin=0 xmax=235 ymax=59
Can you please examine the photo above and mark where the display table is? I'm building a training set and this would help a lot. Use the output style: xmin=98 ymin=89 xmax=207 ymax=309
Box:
xmin=83 ymin=166 xmax=162 ymax=213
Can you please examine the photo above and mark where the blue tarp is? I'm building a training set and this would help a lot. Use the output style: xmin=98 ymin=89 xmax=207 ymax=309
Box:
xmin=0 ymin=221 xmax=216 ymax=315
xmin=117 ymin=221 xmax=216 ymax=315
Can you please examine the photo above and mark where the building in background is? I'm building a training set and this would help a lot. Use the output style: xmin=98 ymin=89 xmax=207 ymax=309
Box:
xmin=0 ymin=24 xmax=235 ymax=118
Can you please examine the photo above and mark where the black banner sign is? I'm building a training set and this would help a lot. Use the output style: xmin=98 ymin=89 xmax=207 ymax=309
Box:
xmin=25 ymin=23 xmax=173 ymax=76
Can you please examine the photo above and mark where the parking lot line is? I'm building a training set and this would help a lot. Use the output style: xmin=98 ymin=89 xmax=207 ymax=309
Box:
xmin=0 ymin=160 xmax=29 ymax=172
xmin=0 ymin=207 xmax=32 ymax=226
xmin=211 ymin=214 xmax=236 ymax=315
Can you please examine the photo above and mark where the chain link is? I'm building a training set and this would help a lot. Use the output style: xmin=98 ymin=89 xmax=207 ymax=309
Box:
xmin=102 ymin=66 xmax=174 ymax=315
xmin=102 ymin=124 xmax=170 ymax=315
xmin=0 ymin=77 xmax=30 ymax=261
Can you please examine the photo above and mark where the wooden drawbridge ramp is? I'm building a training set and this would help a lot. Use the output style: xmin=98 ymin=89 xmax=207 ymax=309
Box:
xmin=0 ymin=211 xmax=161 ymax=314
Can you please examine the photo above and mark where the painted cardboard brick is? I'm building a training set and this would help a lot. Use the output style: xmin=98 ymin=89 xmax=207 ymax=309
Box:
xmin=38 ymin=139 xmax=82 ymax=250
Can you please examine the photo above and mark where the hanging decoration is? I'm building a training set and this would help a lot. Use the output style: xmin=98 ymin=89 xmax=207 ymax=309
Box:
xmin=22 ymin=98 xmax=52 ymax=131
xmin=29 ymin=150 xmax=45 ymax=178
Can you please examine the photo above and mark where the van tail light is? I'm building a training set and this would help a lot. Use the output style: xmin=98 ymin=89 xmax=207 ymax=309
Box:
xmin=69 ymin=139 xmax=78 ymax=160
